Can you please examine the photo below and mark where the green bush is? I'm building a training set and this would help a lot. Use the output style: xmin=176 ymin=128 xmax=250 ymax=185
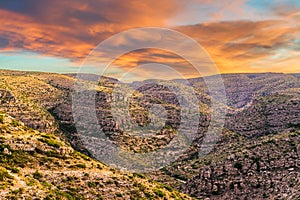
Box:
xmin=45 ymin=150 xmax=62 ymax=158
xmin=41 ymin=134 xmax=52 ymax=139
xmin=38 ymin=138 xmax=61 ymax=148
xmin=12 ymin=188 xmax=24 ymax=194
xmin=161 ymin=184 xmax=173 ymax=191
xmin=0 ymin=144 xmax=10 ymax=152
xmin=70 ymin=163 xmax=86 ymax=169
xmin=44 ymin=195 xmax=53 ymax=200
xmin=0 ymin=167 xmax=13 ymax=181
xmin=144 ymin=191 xmax=154 ymax=199
xmin=154 ymin=189 xmax=165 ymax=197
xmin=116 ymin=193 xmax=123 ymax=197
xmin=133 ymin=172 xmax=146 ymax=179
xmin=11 ymin=120 xmax=19 ymax=127
xmin=54 ymin=189 xmax=77 ymax=200
xmin=11 ymin=167 xmax=19 ymax=174
xmin=233 ymin=162 xmax=243 ymax=170
xmin=33 ymin=170 xmax=43 ymax=180
xmin=88 ymin=181 xmax=96 ymax=188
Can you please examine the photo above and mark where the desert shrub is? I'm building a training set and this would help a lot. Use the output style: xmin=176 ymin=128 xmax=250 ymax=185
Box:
xmin=70 ymin=163 xmax=86 ymax=169
xmin=161 ymin=184 xmax=173 ymax=191
xmin=0 ymin=167 xmax=13 ymax=181
xmin=73 ymin=151 xmax=90 ymax=161
xmin=133 ymin=172 xmax=146 ymax=179
xmin=34 ymin=147 xmax=44 ymax=154
xmin=116 ymin=193 xmax=123 ymax=197
xmin=26 ymin=178 xmax=38 ymax=186
xmin=42 ymin=181 xmax=52 ymax=188
xmin=33 ymin=170 xmax=43 ymax=180
xmin=11 ymin=119 xmax=19 ymax=127
xmin=154 ymin=189 xmax=165 ymax=197
xmin=229 ymin=182 xmax=234 ymax=190
xmin=9 ymin=196 xmax=17 ymax=200
xmin=44 ymin=195 xmax=53 ymax=200
xmin=54 ymin=189 xmax=77 ymax=200
xmin=105 ymin=180 xmax=113 ymax=185
xmin=3 ymin=150 xmax=30 ymax=168
xmin=96 ymin=164 xmax=103 ymax=170
xmin=76 ymin=163 xmax=86 ymax=169
xmin=233 ymin=162 xmax=243 ymax=170
xmin=0 ymin=144 xmax=11 ymax=152
xmin=38 ymin=138 xmax=61 ymax=148
xmin=88 ymin=181 xmax=96 ymax=188
xmin=12 ymin=188 xmax=24 ymax=194
xmin=41 ymin=134 xmax=52 ymax=139
xmin=45 ymin=150 xmax=62 ymax=158
xmin=66 ymin=176 xmax=75 ymax=181
xmin=114 ymin=180 xmax=119 ymax=186
xmin=11 ymin=167 xmax=19 ymax=174
xmin=144 ymin=191 xmax=154 ymax=199
xmin=255 ymin=183 xmax=261 ymax=188
xmin=96 ymin=194 xmax=104 ymax=200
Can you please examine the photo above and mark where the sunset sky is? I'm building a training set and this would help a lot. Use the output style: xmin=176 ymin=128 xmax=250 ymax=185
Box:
xmin=0 ymin=0 xmax=299 ymax=80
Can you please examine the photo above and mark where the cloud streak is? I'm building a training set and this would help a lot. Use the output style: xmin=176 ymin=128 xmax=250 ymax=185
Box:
xmin=175 ymin=19 xmax=300 ymax=73
xmin=0 ymin=0 xmax=183 ymax=60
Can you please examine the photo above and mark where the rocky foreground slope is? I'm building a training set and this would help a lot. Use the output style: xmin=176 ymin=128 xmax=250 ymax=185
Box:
xmin=0 ymin=112 xmax=191 ymax=199
xmin=0 ymin=69 xmax=299 ymax=199
xmin=0 ymin=70 xmax=191 ymax=199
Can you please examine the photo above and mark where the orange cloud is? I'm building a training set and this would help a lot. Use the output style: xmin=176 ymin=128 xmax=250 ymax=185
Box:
xmin=0 ymin=9 xmax=94 ymax=60
xmin=0 ymin=0 xmax=183 ymax=60
xmin=104 ymin=20 xmax=300 ymax=77
xmin=175 ymin=20 xmax=300 ymax=73
xmin=111 ymin=49 xmax=198 ymax=78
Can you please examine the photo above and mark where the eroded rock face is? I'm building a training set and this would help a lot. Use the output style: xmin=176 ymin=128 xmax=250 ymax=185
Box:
xmin=226 ymin=94 xmax=300 ymax=137
xmin=181 ymin=131 xmax=300 ymax=199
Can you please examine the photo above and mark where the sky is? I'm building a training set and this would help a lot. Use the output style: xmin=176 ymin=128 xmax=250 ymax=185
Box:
xmin=0 ymin=0 xmax=300 ymax=80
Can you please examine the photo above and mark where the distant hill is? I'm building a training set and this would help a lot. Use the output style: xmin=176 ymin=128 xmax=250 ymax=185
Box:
xmin=290 ymin=73 xmax=300 ymax=78
xmin=65 ymin=73 xmax=119 ymax=83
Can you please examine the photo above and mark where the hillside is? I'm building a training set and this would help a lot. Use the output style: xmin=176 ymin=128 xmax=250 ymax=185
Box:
xmin=0 ymin=112 xmax=191 ymax=199
xmin=148 ymin=74 xmax=300 ymax=199
xmin=157 ymin=128 xmax=300 ymax=199
xmin=0 ymin=69 xmax=299 ymax=199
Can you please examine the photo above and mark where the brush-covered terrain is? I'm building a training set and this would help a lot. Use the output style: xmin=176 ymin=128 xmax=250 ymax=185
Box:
xmin=0 ymin=112 xmax=191 ymax=199
xmin=0 ymin=70 xmax=191 ymax=199
xmin=0 ymin=69 xmax=299 ymax=199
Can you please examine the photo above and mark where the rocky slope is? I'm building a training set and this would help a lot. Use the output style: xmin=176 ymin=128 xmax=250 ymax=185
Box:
xmin=0 ymin=69 xmax=299 ymax=199
xmin=186 ymin=73 xmax=300 ymax=108
xmin=148 ymin=74 xmax=300 ymax=199
xmin=182 ymin=130 xmax=300 ymax=199
xmin=0 ymin=112 xmax=191 ymax=199
xmin=157 ymin=128 xmax=300 ymax=199
xmin=226 ymin=93 xmax=300 ymax=137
